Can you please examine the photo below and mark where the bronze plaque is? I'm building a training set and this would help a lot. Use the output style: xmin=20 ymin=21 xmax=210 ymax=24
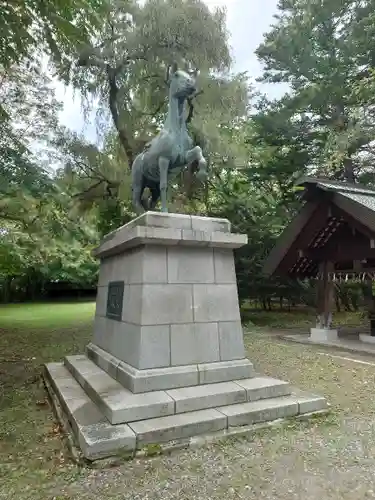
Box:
xmin=106 ymin=281 xmax=124 ymax=321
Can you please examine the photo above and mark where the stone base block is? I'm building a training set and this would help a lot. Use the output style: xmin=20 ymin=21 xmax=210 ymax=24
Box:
xmin=359 ymin=334 xmax=375 ymax=344
xmin=86 ymin=343 xmax=254 ymax=393
xmin=45 ymin=360 xmax=329 ymax=461
xmin=64 ymin=354 xmax=286 ymax=424
xmin=310 ymin=328 xmax=338 ymax=343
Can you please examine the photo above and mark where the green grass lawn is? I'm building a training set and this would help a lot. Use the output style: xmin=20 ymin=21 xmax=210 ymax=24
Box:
xmin=0 ymin=301 xmax=96 ymax=329
xmin=0 ymin=301 xmax=95 ymax=500
xmin=0 ymin=301 xmax=368 ymax=499
xmin=243 ymin=306 xmax=365 ymax=329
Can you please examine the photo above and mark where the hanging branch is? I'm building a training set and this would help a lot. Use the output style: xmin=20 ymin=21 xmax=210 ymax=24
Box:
xmin=77 ymin=46 xmax=136 ymax=167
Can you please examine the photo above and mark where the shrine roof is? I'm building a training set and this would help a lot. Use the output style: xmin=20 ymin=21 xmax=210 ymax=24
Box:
xmin=262 ymin=177 xmax=375 ymax=278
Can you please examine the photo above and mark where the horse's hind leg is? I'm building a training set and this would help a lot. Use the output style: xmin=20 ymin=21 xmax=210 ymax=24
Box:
xmin=132 ymin=157 xmax=146 ymax=214
xmin=158 ymin=157 xmax=170 ymax=213
xmin=148 ymin=184 xmax=160 ymax=211
xmin=132 ymin=185 xmax=145 ymax=214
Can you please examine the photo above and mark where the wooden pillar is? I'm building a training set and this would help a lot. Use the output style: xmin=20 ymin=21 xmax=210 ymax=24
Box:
xmin=316 ymin=261 xmax=335 ymax=329
xmin=370 ymin=280 xmax=375 ymax=336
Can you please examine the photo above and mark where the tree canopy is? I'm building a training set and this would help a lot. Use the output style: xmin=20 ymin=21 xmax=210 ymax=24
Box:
xmin=3 ymin=0 xmax=375 ymax=306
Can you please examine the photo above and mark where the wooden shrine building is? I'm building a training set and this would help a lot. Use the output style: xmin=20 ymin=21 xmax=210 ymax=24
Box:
xmin=262 ymin=177 xmax=375 ymax=343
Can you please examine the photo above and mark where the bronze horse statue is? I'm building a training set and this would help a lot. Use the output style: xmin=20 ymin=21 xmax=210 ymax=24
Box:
xmin=131 ymin=63 xmax=207 ymax=213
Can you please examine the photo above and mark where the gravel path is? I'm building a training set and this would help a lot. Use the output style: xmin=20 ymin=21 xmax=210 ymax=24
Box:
xmin=9 ymin=331 xmax=375 ymax=499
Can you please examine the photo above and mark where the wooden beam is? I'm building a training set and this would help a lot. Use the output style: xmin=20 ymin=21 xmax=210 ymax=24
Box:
xmin=263 ymin=201 xmax=320 ymax=276
xmin=307 ymin=241 xmax=375 ymax=261
xmin=331 ymin=202 xmax=375 ymax=240
xmin=278 ymin=202 xmax=331 ymax=274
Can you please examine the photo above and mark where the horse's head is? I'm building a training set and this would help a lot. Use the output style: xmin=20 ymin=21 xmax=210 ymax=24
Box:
xmin=167 ymin=62 xmax=198 ymax=100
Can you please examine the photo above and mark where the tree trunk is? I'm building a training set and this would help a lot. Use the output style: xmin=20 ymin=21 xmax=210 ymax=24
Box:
xmin=2 ymin=276 xmax=12 ymax=303
xmin=107 ymin=66 xmax=134 ymax=167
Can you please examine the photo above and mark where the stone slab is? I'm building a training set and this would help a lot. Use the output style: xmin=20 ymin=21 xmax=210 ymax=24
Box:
xmin=104 ymin=212 xmax=231 ymax=235
xmin=138 ymin=324 xmax=171 ymax=369
xmin=208 ymin=232 xmax=248 ymax=249
xmin=44 ymin=362 xmax=136 ymax=460
xmin=64 ymin=354 xmax=103 ymax=388
xmin=218 ymin=321 xmax=246 ymax=361
xmin=128 ymin=408 xmax=228 ymax=446
xmin=191 ymin=215 xmax=231 ymax=233
xmin=140 ymin=284 xmax=193 ymax=325
xmin=359 ymin=334 xmax=375 ymax=345
xmin=235 ymin=376 xmax=291 ymax=401
xmin=116 ymin=359 xmax=200 ymax=393
xmin=198 ymin=358 xmax=254 ymax=384
xmin=87 ymin=343 xmax=200 ymax=393
xmin=166 ymin=381 xmax=247 ymax=413
xmin=193 ymin=284 xmax=241 ymax=322
xmin=128 ymin=246 xmax=168 ymax=284
xmin=213 ymin=249 xmax=236 ymax=283
xmin=65 ymin=355 xmax=175 ymax=424
xmin=167 ymin=246 xmax=215 ymax=284
xmin=170 ymin=322 xmax=220 ymax=365
xmin=86 ymin=343 xmax=119 ymax=379
xmin=87 ymin=345 xmax=254 ymax=391
xmin=281 ymin=332 xmax=375 ymax=356
xmin=292 ymin=388 xmax=328 ymax=414
xmin=94 ymin=220 xmax=247 ymax=259
xmin=218 ymin=396 xmax=299 ymax=427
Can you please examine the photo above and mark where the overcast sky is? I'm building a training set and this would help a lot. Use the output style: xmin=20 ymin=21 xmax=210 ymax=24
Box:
xmin=56 ymin=0 xmax=281 ymax=140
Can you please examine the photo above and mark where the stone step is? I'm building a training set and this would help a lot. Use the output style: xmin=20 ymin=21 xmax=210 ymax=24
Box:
xmin=44 ymin=362 xmax=136 ymax=460
xmin=64 ymin=355 xmax=292 ymax=424
xmin=219 ymin=396 xmax=299 ymax=427
xmin=128 ymin=408 xmax=227 ymax=446
xmin=65 ymin=355 xmax=175 ymax=425
xmin=128 ymin=392 xmax=327 ymax=447
xmin=165 ymin=376 xmax=291 ymax=413
xmin=45 ymin=361 xmax=328 ymax=460
xmin=218 ymin=391 xmax=327 ymax=428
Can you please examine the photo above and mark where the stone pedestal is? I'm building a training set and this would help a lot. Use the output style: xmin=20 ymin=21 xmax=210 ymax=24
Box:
xmin=45 ymin=213 xmax=328 ymax=461
xmin=90 ymin=212 xmax=252 ymax=393
xmin=310 ymin=327 xmax=338 ymax=343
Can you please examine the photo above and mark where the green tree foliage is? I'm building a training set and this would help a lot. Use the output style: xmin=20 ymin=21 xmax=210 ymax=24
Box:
xmin=0 ymin=52 xmax=101 ymax=302
xmin=70 ymin=0 xmax=248 ymax=166
xmin=5 ymin=0 xmax=375 ymax=310
xmin=52 ymin=127 xmax=134 ymax=235
xmin=0 ymin=60 xmax=62 ymax=200
xmin=256 ymin=0 xmax=375 ymax=183
xmin=0 ymin=186 xmax=99 ymax=302
xmin=1 ymin=0 xmax=105 ymax=71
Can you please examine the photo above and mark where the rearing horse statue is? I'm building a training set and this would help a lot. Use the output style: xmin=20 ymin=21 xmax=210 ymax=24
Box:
xmin=131 ymin=62 xmax=208 ymax=213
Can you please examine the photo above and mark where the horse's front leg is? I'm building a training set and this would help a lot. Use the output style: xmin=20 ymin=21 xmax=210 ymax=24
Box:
xmin=158 ymin=156 xmax=170 ymax=213
xmin=186 ymin=146 xmax=207 ymax=182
